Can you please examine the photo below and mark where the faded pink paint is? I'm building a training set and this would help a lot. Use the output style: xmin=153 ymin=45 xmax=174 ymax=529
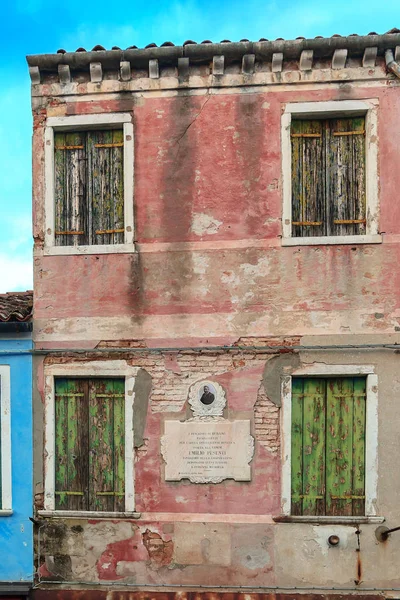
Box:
xmin=33 ymin=87 xmax=400 ymax=340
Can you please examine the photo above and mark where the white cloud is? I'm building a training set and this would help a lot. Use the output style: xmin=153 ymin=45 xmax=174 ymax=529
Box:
xmin=0 ymin=254 xmax=32 ymax=293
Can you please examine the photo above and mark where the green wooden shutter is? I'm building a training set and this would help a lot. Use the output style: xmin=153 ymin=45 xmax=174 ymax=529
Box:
xmin=88 ymin=379 xmax=125 ymax=512
xmin=325 ymin=377 xmax=366 ymax=516
xmin=291 ymin=120 xmax=324 ymax=238
xmin=54 ymin=132 xmax=88 ymax=246
xmin=55 ymin=378 xmax=89 ymax=510
xmin=291 ymin=376 xmax=366 ymax=516
xmin=328 ymin=118 xmax=366 ymax=237
xmin=291 ymin=378 xmax=304 ymax=516
xmin=87 ymin=131 xmax=124 ymax=246
xmin=291 ymin=378 xmax=327 ymax=515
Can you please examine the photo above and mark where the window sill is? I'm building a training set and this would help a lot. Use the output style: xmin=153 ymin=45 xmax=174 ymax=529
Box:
xmin=43 ymin=243 xmax=136 ymax=256
xmin=38 ymin=510 xmax=141 ymax=519
xmin=282 ymin=234 xmax=382 ymax=247
xmin=0 ymin=509 xmax=13 ymax=516
xmin=273 ymin=515 xmax=385 ymax=524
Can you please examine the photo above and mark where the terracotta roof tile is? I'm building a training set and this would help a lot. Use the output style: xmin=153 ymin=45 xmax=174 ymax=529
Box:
xmin=51 ymin=28 xmax=400 ymax=55
xmin=0 ymin=292 xmax=33 ymax=323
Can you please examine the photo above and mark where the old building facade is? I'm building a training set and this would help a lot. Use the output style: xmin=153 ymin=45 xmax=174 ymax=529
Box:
xmin=28 ymin=30 xmax=400 ymax=598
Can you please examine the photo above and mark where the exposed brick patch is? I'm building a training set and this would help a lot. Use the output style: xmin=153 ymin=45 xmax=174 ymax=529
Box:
xmin=254 ymin=384 xmax=280 ymax=454
xmin=43 ymin=349 xmax=282 ymax=415
xmin=142 ymin=529 xmax=173 ymax=569
xmin=132 ymin=351 xmax=273 ymax=413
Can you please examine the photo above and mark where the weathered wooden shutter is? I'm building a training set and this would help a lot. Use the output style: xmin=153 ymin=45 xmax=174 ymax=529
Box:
xmin=54 ymin=133 xmax=88 ymax=246
xmin=325 ymin=377 xmax=366 ymax=516
xmin=88 ymin=378 xmax=125 ymax=512
xmin=55 ymin=377 xmax=125 ymax=511
xmin=328 ymin=118 xmax=366 ymax=236
xmin=291 ymin=120 xmax=324 ymax=238
xmin=291 ymin=118 xmax=366 ymax=237
xmin=87 ymin=130 xmax=124 ymax=245
xmin=55 ymin=378 xmax=89 ymax=510
xmin=291 ymin=378 xmax=326 ymax=515
xmin=291 ymin=377 xmax=366 ymax=516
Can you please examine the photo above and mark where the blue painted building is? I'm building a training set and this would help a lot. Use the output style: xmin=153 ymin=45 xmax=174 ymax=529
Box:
xmin=0 ymin=292 xmax=33 ymax=594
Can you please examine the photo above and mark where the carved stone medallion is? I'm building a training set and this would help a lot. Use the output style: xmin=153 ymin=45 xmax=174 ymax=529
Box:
xmin=188 ymin=380 xmax=226 ymax=418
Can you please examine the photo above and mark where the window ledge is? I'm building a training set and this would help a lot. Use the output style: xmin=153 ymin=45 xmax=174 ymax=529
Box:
xmin=43 ymin=243 xmax=136 ymax=256
xmin=282 ymin=234 xmax=382 ymax=247
xmin=273 ymin=515 xmax=385 ymax=524
xmin=38 ymin=510 xmax=141 ymax=519
xmin=0 ymin=509 xmax=13 ymax=516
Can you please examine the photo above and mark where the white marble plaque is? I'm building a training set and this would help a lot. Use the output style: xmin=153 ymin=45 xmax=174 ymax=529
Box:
xmin=161 ymin=420 xmax=254 ymax=483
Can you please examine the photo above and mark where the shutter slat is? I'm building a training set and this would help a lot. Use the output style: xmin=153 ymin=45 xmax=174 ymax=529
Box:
xmin=301 ymin=379 xmax=326 ymax=516
xmin=291 ymin=379 xmax=304 ymax=515
xmin=89 ymin=378 xmax=125 ymax=511
xmin=352 ymin=377 xmax=366 ymax=516
xmin=55 ymin=379 xmax=89 ymax=510
xmin=54 ymin=132 xmax=87 ymax=246
xmin=89 ymin=378 xmax=114 ymax=511
xmin=54 ymin=132 xmax=66 ymax=247
xmin=88 ymin=131 xmax=124 ymax=246
xmin=326 ymin=378 xmax=354 ymax=516
xmin=113 ymin=379 xmax=125 ymax=512
xmin=55 ymin=378 xmax=68 ymax=509
xmin=111 ymin=130 xmax=125 ymax=244
xmin=291 ymin=120 xmax=324 ymax=238
xmin=328 ymin=118 xmax=366 ymax=236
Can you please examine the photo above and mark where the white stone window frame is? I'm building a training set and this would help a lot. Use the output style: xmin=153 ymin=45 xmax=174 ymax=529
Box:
xmin=40 ymin=360 xmax=140 ymax=518
xmin=0 ymin=366 xmax=12 ymax=515
xmin=281 ymin=99 xmax=382 ymax=247
xmin=44 ymin=113 xmax=134 ymax=256
xmin=280 ymin=363 xmax=380 ymax=523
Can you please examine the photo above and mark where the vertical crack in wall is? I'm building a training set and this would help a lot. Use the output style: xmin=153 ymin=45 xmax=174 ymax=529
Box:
xmin=355 ymin=527 xmax=362 ymax=585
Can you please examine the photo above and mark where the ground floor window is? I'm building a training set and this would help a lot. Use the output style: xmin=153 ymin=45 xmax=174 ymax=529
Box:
xmin=291 ymin=376 xmax=366 ymax=516
xmin=55 ymin=377 xmax=125 ymax=512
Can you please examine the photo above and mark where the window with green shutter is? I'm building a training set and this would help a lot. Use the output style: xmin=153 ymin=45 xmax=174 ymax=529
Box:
xmin=54 ymin=130 xmax=124 ymax=246
xmin=291 ymin=117 xmax=366 ymax=238
xmin=291 ymin=377 xmax=366 ymax=516
xmin=55 ymin=378 xmax=125 ymax=512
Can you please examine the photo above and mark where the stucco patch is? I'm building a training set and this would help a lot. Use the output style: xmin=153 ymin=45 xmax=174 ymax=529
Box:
xmin=191 ymin=213 xmax=222 ymax=235
xmin=173 ymin=522 xmax=231 ymax=566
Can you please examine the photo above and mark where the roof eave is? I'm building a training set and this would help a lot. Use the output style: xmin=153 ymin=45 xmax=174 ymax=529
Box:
xmin=26 ymin=33 xmax=400 ymax=72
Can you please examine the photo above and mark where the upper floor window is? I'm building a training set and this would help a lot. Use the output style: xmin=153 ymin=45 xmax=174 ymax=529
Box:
xmin=54 ymin=130 xmax=124 ymax=247
xmin=281 ymin=100 xmax=381 ymax=246
xmin=291 ymin=117 xmax=366 ymax=239
xmin=44 ymin=113 xmax=134 ymax=255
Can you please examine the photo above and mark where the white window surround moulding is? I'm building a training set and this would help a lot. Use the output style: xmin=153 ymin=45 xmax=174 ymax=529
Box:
xmin=0 ymin=366 xmax=12 ymax=512
xmin=44 ymin=113 xmax=134 ymax=256
xmin=281 ymin=99 xmax=381 ymax=246
xmin=281 ymin=363 xmax=378 ymax=519
xmin=43 ymin=360 xmax=139 ymax=513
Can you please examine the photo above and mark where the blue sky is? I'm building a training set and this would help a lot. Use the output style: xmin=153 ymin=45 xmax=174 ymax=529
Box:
xmin=0 ymin=0 xmax=398 ymax=292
